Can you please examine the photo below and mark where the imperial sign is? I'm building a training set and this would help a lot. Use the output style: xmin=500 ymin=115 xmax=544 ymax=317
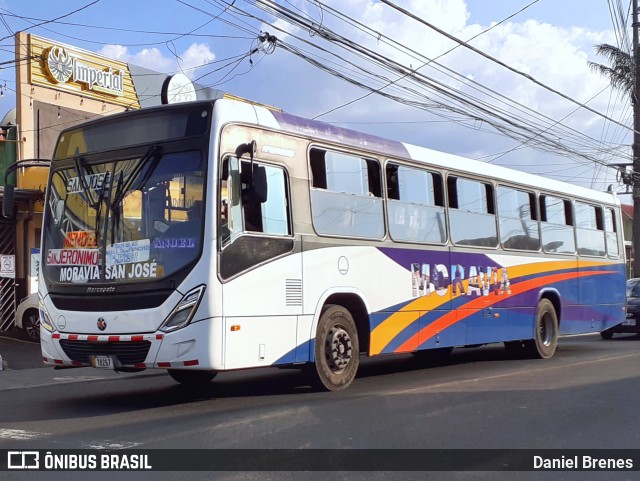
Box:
xmin=45 ymin=45 xmax=124 ymax=96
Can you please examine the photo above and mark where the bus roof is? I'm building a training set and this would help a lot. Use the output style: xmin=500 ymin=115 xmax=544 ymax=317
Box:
xmin=57 ymin=98 xmax=620 ymax=207
xmin=216 ymin=98 xmax=619 ymax=207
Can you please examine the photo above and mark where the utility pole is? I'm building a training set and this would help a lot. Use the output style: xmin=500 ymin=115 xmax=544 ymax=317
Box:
xmin=633 ymin=0 xmax=640 ymax=277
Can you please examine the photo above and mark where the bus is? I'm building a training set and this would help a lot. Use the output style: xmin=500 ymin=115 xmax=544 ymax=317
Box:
xmin=37 ymin=98 xmax=626 ymax=391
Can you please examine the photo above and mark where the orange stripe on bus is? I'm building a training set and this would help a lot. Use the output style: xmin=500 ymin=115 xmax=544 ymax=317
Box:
xmin=395 ymin=270 xmax=613 ymax=353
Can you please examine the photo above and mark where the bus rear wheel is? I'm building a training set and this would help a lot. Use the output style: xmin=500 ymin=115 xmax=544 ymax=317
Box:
xmin=168 ymin=369 xmax=217 ymax=385
xmin=600 ymin=330 xmax=614 ymax=340
xmin=308 ymin=304 xmax=360 ymax=392
xmin=525 ymin=299 xmax=558 ymax=359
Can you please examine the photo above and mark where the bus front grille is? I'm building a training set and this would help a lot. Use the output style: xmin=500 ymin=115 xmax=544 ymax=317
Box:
xmin=59 ymin=339 xmax=152 ymax=365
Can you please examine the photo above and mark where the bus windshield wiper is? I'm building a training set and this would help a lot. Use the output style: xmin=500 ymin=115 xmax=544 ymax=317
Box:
xmin=110 ymin=144 xmax=161 ymax=209
xmin=72 ymin=154 xmax=99 ymax=209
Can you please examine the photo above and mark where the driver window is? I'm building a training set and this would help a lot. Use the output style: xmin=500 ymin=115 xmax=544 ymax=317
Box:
xmin=220 ymin=156 xmax=291 ymax=246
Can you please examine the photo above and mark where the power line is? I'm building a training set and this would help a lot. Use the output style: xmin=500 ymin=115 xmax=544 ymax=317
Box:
xmin=379 ymin=0 xmax=635 ymax=137
xmin=0 ymin=0 xmax=101 ymax=43
xmin=311 ymin=0 xmax=541 ymax=120
xmin=232 ymin=0 xmax=625 ymax=167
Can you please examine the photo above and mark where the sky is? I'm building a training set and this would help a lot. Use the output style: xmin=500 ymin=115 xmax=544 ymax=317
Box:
xmin=0 ymin=0 xmax=633 ymax=195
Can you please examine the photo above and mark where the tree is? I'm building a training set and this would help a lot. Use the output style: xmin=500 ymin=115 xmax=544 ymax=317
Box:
xmin=589 ymin=42 xmax=638 ymax=276
xmin=588 ymin=44 xmax=634 ymax=102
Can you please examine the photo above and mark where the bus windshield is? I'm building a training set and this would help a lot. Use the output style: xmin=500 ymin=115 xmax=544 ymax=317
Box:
xmin=42 ymin=148 xmax=206 ymax=285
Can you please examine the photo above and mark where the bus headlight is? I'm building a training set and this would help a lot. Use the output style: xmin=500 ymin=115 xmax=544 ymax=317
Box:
xmin=39 ymin=306 xmax=57 ymax=333
xmin=160 ymin=285 xmax=206 ymax=333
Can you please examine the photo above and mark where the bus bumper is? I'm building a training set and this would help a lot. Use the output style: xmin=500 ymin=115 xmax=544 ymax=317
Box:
xmin=40 ymin=319 xmax=220 ymax=370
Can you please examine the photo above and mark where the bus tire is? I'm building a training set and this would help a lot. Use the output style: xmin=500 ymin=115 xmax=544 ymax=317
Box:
xmin=600 ymin=330 xmax=614 ymax=340
xmin=168 ymin=369 xmax=217 ymax=385
xmin=525 ymin=299 xmax=558 ymax=359
xmin=309 ymin=304 xmax=360 ymax=392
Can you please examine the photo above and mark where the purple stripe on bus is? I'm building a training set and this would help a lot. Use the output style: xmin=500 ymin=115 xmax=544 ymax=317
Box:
xmin=272 ymin=111 xmax=410 ymax=159
xmin=378 ymin=247 xmax=495 ymax=270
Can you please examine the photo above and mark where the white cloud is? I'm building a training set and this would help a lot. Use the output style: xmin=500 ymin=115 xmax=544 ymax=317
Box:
xmin=97 ymin=43 xmax=216 ymax=79
xmin=179 ymin=43 xmax=216 ymax=77
xmin=250 ymin=0 xmax=624 ymax=189
xmin=96 ymin=0 xmax=626 ymax=189
xmin=96 ymin=44 xmax=129 ymax=62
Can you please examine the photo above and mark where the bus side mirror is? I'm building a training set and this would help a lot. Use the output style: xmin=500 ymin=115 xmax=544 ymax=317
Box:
xmin=252 ymin=165 xmax=267 ymax=203
xmin=2 ymin=184 xmax=15 ymax=219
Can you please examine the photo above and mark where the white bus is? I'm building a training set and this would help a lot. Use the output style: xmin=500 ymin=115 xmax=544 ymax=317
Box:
xmin=38 ymin=98 xmax=626 ymax=391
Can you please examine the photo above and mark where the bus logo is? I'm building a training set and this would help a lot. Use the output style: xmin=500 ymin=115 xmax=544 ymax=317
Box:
xmin=97 ymin=318 xmax=107 ymax=331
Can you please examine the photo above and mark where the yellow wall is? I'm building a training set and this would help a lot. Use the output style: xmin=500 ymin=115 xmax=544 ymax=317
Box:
xmin=14 ymin=32 xmax=137 ymax=161
xmin=27 ymin=34 xmax=139 ymax=109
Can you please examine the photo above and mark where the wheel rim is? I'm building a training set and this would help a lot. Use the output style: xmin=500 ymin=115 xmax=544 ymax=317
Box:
xmin=539 ymin=312 xmax=551 ymax=347
xmin=324 ymin=324 xmax=353 ymax=373
xmin=25 ymin=313 xmax=40 ymax=341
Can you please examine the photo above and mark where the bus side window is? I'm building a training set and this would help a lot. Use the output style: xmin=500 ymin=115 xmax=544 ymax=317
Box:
xmin=496 ymin=185 xmax=540 ymax=251
xmin=604 ymin=208 xmax=620 ymax=258
xmin=448 ymin=176 xmax=497 ymax=247
xmin=309 ymin=147 xmax=384 ymax=239
xmin=386 ymin=162 xmax=446 ymax=244
xmin=224 ymin=158 xmax=291 ymax=238
xmin=220 ymin=156 xmax=243 ymax=245
xmin=575 ymin=201 xmax=606 ymax=257
xmin=218 ymin=159 xmax=293 ymax=279
xmin=540 ymin=194 xmax=575 ymax=254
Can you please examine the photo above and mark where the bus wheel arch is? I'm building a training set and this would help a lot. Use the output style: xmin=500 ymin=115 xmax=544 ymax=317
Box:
xmin=308 ymin=294 xmax=368 ymax=391
xmin=323 ymin=293 xmax=370 ymax=354
xmin=539 ymin=291 xmax=561 ymax=329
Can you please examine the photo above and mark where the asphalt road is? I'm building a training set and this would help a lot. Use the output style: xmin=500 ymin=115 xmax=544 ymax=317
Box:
xmin=1 ymin=333 xmax=640 ymax=481
xmin=0 ymin=331 xmax=44 ymax=370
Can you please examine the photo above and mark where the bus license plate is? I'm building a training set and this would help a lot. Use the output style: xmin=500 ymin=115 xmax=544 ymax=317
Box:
xmin=91 ymin=356 xmax=114 ymax=369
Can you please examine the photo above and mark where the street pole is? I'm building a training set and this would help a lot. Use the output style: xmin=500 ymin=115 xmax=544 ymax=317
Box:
xmin=633 ymin=0 xmax=640 ymax=277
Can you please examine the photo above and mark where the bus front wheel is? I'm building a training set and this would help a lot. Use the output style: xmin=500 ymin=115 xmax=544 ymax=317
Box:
xmin=308 ymin=304 xmax=360 ymax=392
xmin=525 ymin=299 xmax=558 ymax=359
xmin=168 ymin=369 xmax=217 ymax=385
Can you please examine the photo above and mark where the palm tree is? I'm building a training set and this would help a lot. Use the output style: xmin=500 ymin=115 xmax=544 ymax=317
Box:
xmin=589 ymin=43 xmax=638 ymax=276
xmin=588 ymin=44 xmax=634 ymax=102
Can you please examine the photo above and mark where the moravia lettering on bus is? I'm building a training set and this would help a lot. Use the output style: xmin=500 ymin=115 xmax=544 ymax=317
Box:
xmin=59 ymin=261 xmax=158 ymax=282
xmin=60 ymin=265 xmax=101 ymax=282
